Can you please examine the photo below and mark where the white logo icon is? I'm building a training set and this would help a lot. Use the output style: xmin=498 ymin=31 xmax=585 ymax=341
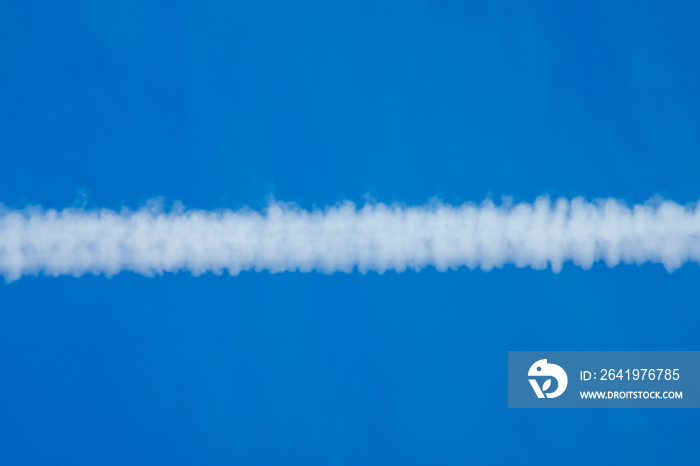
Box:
xmin=528 ymin=359 xmax=568 ymax=398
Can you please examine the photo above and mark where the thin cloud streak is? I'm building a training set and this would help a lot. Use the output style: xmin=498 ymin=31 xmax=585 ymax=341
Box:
xmin=1 ymin=197 xmax=699 ymax=281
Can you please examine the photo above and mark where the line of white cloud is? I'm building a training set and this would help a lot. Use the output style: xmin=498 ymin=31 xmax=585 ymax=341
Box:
xmin=1 ymin=197 xmax=699 ymax=281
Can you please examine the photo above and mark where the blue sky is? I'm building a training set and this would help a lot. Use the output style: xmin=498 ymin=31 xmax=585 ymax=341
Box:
xmin=1 ymin=2 xmax=699 ymax=464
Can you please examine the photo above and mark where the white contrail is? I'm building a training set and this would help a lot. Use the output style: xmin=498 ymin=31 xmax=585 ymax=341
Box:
xmin=0 ymin=197 xmax=699 ymax=281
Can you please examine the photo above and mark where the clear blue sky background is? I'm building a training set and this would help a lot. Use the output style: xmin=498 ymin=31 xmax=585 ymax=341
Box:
xmin=1 ymin=2 xmax=699 ymax=464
